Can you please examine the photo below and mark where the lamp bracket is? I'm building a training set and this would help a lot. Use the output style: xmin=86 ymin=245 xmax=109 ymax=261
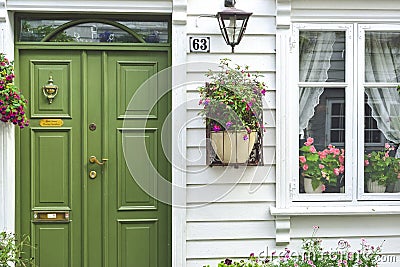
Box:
xmin=195 ymin=14 xmax=217 ymax=28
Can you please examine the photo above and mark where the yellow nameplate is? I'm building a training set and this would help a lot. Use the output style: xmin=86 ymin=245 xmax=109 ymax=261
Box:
xmin=39 ymin=119 xmax=64 ymax=127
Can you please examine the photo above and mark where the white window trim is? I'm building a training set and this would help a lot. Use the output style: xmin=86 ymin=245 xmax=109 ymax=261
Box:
xmin=357 ymin=24 xmax=400 ymax=201
xmin=291 ymin=23 xmax=353 ymax=203
xmin=275 ymin=23 xmax=400 ymax=217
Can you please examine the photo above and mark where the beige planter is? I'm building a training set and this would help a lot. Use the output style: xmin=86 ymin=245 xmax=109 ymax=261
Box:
xmin=210 ymin=130 xmax=256 ymax=164
xmin=303 ymin=178 xmax=323 ymax=193
xmin=366 ymin=180 xmax=386 ymax=193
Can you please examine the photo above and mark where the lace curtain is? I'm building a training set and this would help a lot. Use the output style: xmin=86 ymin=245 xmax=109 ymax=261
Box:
xmin=364 ymin=32 xmax=400 ymax=157
xmin=299 ymin=32 xmax=336 ymax=137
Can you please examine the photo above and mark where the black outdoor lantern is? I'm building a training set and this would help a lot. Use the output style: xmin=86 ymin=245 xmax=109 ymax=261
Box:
xmin=216 ymin=0 xmax=252 ymax=53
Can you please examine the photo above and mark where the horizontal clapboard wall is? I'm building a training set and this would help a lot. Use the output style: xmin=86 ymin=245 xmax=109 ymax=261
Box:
xmin=185 ymin=0 xmax=277 ymax=266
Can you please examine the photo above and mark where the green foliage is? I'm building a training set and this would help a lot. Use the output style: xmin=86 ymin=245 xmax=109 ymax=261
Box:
xmin=0 ymin=232 xmax=34 ymax=267
xmin=198 ymin=58 xmax=267 ymax=134
xmin=364 ymin=144 xmax=400 ymax=186
xmin=203 ymin=227 xmax=384 ymax=267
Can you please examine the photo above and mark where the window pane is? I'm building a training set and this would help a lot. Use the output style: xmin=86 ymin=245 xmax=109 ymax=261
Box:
xmin=299 ymin=31 xmax=345 ymax=82
xmin=299 ymin=88 xmax=345 ymax=194
xmin=19 ymin=19 xmax=169 ymax=43
xmin=364 ymin=88 xmax=400 ymax=193
xmin=365 ymin=32 xmax=400 ymax=83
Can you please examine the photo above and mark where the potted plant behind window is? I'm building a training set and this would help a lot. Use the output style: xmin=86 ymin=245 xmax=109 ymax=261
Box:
xmin=299 ymin=137 xmax=345 ymax=193
xmin=198 ymin=58 xmax=266 ymax=165
xmin=0 ymin=53 xmax=29 ymax=129
xmin=364 ymin=143 xmax=400 ymax=193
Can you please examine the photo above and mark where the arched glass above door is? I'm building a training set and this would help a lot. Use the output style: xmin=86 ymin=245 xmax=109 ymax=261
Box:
xmin=19 ymin=18 xmax=169 ymax=43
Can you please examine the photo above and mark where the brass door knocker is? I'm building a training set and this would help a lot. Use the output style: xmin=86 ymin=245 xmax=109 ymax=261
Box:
xmin=42 ymin=76 xmax=59 ymax=104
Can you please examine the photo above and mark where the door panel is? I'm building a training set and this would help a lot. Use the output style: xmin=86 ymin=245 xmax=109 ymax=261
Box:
xmin=32 ymin=129 xmax=71 ymax=207
xmin=106 ymin=51 xmax=170 ymax=267
xmin=30 ymin=60 xmax=72 ymax=118
xmin=18 ymin=48 xmax=171 ymax=267
xmin=19 ymin=50 xmax=83 ymax=267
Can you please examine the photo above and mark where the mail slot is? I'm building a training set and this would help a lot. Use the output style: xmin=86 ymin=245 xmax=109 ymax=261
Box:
xmin=33 ymin=211 xmax=70 ymax=223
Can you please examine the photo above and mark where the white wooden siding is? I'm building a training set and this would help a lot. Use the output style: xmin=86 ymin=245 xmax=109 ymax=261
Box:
xmin=0 ymin=123 xmax=15 ymax=232
xmin=185 ymin=0 xmax=400 ymax=266
xmin=185 ymin=0 xmax=277 ymax=265
xmin=0 ymin=13 xmax=15 ymax=233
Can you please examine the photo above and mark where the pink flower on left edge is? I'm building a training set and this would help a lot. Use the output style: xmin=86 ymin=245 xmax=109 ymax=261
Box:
xmin=303 ymin=164 xmax=309 ymax=171
xmin=364 ymin=160 xmax=369 ymax=166
xmin=299 ymin=156 xmax=306 ymax=163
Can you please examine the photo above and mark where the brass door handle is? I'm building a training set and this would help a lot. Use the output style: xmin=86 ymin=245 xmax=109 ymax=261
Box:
xmin=89 ymin=156 xmax=108 ymax=165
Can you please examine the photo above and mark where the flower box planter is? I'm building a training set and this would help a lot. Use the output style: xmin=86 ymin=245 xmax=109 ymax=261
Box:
xmin=366 ymin=179 xmax=386 ymax=193
xmin=303 ymin=177 xmax=324 ymax=193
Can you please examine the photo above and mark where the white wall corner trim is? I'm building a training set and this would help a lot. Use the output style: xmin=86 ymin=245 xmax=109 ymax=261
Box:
xmin=0 ymin=12 xmax=15 ymax=234
xmin=275 ymin=29 xmax=292 ymax=210
xmin=274 ymin=215 xmax=291 ymax=245
xmin=172 ymin=1 xmax=188 ymax=266
xmin=276 ymin=0 xmax=291 ymax=29
xmin=0 ymin=123 xmax=15 ymax=232
xmin=172 ymin=1 xmax=187 ymax=25
xmin=0 ymin=0 xmax=5 ymax=22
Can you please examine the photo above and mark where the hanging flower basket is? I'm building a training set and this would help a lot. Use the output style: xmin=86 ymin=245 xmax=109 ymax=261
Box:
xmin=198 ymin=59 xmax=266 ymax=166
xmin=0 ymin=53 xmax=29 ymax=128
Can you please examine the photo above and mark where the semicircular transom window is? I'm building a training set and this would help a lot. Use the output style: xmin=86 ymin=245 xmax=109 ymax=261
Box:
xmin=19 ymin=19 xmax=169 ymax=43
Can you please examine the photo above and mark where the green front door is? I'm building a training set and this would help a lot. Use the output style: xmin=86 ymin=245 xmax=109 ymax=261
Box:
xmin=17 ymin=48 xmax=171 ymax=267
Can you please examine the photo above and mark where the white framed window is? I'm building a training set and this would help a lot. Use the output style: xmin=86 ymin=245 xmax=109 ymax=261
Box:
xmin=281 ymin=23 xmax=400 ymax=208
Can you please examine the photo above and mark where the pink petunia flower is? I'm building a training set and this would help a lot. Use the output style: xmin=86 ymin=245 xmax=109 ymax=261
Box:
xmin=303 ymin=164 xmax=309 ymax=171
xmin=334 ymin=168 xmax=340 ymax=176
xmin=319 ymin=164 xmax=325 ymax=169
xmin=309 ymin=146 xmax=316 ymax=153
xmin=299 ymin=156 xmax=307 ymax=163
xmin=304 ymin=137 xmax=314 ymax=146
xmin=339 ymin=155 xmax=345 ymax=164
xmin=339 ymin=165 xmax=345 ymax=174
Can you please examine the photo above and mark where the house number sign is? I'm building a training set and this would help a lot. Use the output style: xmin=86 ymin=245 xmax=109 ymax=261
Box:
xmin=189 ymin=37 xmax=210 ymax=53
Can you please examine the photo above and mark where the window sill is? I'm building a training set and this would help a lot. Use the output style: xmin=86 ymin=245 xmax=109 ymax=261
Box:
xmin=269 ymin=205 xmax=400 ymax=245
xmin=270 ymin=205 xmax=400 ymax=216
